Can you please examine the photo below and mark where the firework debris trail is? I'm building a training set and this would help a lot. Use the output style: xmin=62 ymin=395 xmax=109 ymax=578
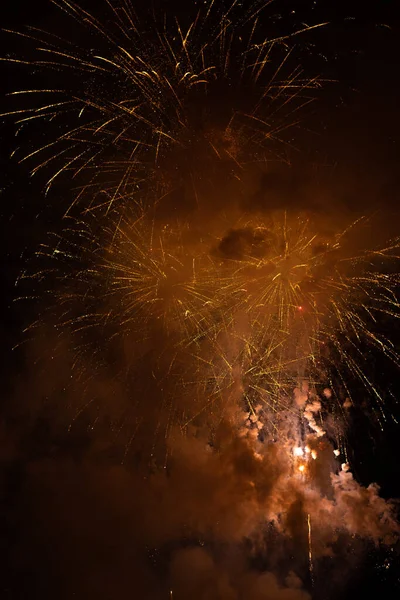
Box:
xmin=1 ymin=0 xmax=327 ymax=212
xmin=17 ymin=210 xmax=400 ymax=438
xmin=2 ymin=1 xmax=400 ymax=598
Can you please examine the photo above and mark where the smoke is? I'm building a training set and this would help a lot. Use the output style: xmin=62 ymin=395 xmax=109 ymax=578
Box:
xmin=169 ymin=547 xmax=311 ymax=600
xmin=3 ymin=341 xmax=399 ymax=599
xmin=215 ymin=227 xmax=273 ymax=261
xmin=4 ymin=197 xmax=399 ymax=600
xmin=2 ymin=3 xmax=400 ymax=599
xmin=4 ymin=202 xmax=398 ymax=598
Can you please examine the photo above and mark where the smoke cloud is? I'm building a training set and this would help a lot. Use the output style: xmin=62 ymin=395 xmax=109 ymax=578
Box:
xmin=2 ymin=3 xmax=400 ymax=599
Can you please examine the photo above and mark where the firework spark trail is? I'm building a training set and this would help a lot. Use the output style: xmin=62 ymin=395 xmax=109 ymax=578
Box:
xmin=3 ymin=4 xmax=335 ymax=438
xmin=213 ymin=214 xmax=400 ymax=415
xmin=2 ymin=6 xmax=400 ymax=597
xmin=2 ymin=0 xmax=326 ymax=213
xmin=9 ymin=5 xmax=397 ymax=414
xmin=2 ymin=0 xmax=400 ymax=488
xmin=14 ymin=205 xmax=400 ymax=447
xmin=307 ymin=512 xmax=314 ymax=588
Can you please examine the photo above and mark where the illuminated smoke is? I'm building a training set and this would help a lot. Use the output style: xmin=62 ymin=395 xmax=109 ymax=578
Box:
xmin=2 ymin=1 xmax=399 ymax=598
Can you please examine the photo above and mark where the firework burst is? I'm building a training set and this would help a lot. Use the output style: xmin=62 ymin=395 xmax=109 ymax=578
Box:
xmin=3 ymin=1 xmax=400 ymax=452
xmin=2 ymin=0 xmax=325 ymax=213
xmin=15 ymin=206 xmax=400 ymax=448
xmin=213 ymin=213 xmax=400 ymax=410
xmin=2 ymin=6 xmax=399 ymax=597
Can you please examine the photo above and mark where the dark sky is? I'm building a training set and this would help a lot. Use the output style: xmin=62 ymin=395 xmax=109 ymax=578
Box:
xmin=0 ymin=2 xmax=400 ymax=599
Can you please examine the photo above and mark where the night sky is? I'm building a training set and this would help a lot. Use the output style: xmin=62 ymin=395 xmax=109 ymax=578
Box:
xmin=1 ymin=1 xmax=400 ymax=599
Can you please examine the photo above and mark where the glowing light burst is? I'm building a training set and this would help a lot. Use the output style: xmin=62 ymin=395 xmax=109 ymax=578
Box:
xmin=177 ymin=327 xmax=303 ymax=432
xmin=95 ymin=214 xmax=222 ymax=339
xmin=3 ymin=4 xmax=399 ymax=594
xmin=215 ymin=214 xmax=400 ymax=417
xmin=17 ymin=207 xmax=400 ymax=446
xmin=20 ymin=212 xmax=221 ymax=346
xmin=2 ymin=0 xmax=326 ymax=212
xmin=4 ymin=1 xmax=400 ymax=448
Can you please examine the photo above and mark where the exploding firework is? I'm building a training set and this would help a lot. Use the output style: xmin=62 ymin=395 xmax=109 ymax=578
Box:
xmin=214 ymin=214 xmax=400 ymax=410
xmin=2 ymin=0 xmax=326 ymax=214
xmin=3 ymin=0 xmax=400 ymax=484
xmin=2 ymin=4 xmax=400 ymax=597
xmin=16 ymin=205 xmax=400 ymax=450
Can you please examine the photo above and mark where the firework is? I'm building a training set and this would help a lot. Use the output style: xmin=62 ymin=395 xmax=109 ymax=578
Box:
xmin=2 ymin=0 xmax=325 ymax=213
xmin=3 ymin=8 xmax=400 ymax=596
xmin=4 ymin=1 xmax=400 ymax=451
xmin=15 ymin=205 xmax=399 ymax=451
xmin=213 ymin=213 xmax=400 ymax=414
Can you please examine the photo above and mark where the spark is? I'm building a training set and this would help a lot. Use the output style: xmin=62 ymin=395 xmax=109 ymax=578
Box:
xmin=15 ymin=208 xmax=400 ymax=444
xmin=307 ymin=512 xmax=314 ymax=587
xmin=4 ymin=2 xmax=400 ymax=455
xmin=3 ymin=11 xmax=400 ymax=594
xmin=2 ymin=0 xmax=326 ymax=212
